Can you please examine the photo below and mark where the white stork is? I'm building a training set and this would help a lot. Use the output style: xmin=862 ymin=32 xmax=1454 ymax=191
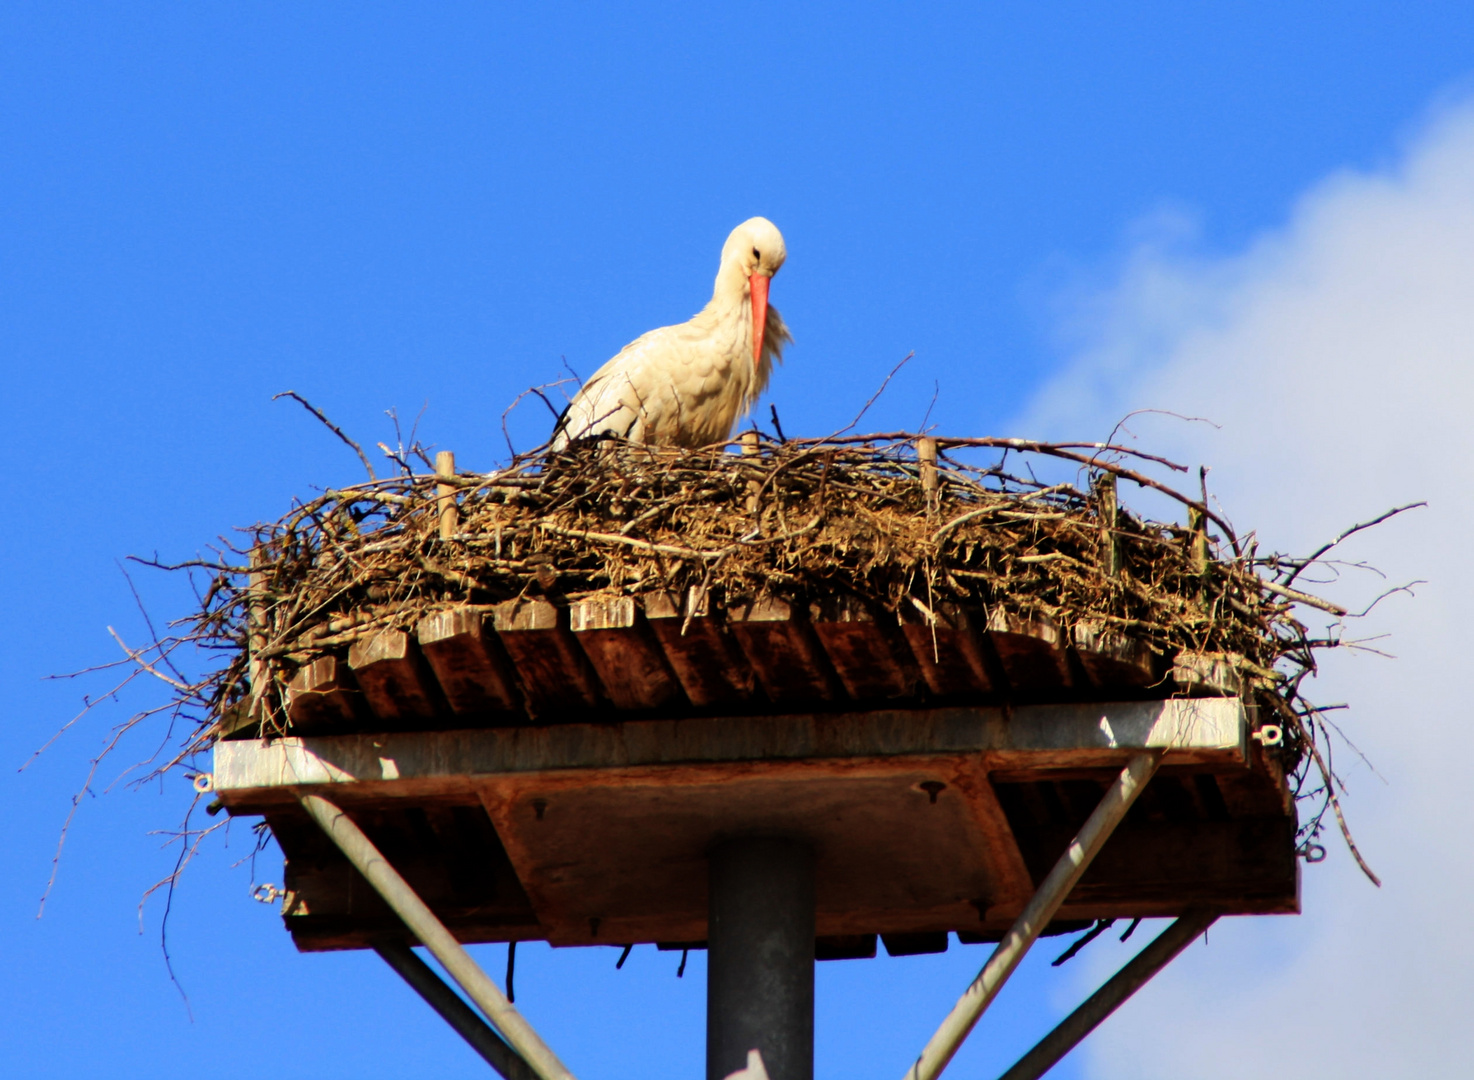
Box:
xmin=551 ymin=217 xmax=791 ymax=449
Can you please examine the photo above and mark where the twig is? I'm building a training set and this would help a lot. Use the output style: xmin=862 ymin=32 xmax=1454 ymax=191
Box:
xmin=1289 ymin=712 xmax=1381 ymax=887
xmin=1282 ymin=503 xmax=1427 ymax=588
xmin=832 ymin=352 xmax=914 ymax=437
xmin=273 ymin=391 xmax=377 ymax=480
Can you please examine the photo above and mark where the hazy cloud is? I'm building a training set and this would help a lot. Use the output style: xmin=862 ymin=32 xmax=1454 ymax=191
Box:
xmin=1020 ymin=101 xmax=1474 ymax=1076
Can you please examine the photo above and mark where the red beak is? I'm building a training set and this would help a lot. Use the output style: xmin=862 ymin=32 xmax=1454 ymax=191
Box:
xmin=749 ymin=272 xmax=769 ymax=366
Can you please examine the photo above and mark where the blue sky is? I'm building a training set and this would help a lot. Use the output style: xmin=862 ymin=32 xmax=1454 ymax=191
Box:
xmin=5 ymin=4 xmax=1473 ymax=1078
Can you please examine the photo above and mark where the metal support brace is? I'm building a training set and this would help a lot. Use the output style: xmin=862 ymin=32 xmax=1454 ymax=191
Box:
xmin=996 ymin=908 xmax=1219 ymax=1080
xmin=299 ymin=794 xmax=576 ymax=1080
xmin=903 ymin=751 xmax=1161 ymax=1080
xmin=375 ymin=938 xmax=538 ymax=1080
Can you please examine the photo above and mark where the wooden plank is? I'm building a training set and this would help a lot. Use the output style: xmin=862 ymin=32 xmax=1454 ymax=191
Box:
xmin=899 ymin=601 xmax=997 ymax=696
xmin=213 ymin=698 xmax=1248 ymax=804
xmin=1006 ymin=817 xmax=1300 ymax=912
xmin=1072 ymin=621 xmax=1158 ymax=689
xmin=643 ymin=590 xmax=755 ymax=706
xmin=286 ymin=655 xmax=368 ymax=731
xmin=569 ymin=596 xmax=685 ymax=710
xmin=881 ymin=932 xmax=949 ymax=956
xmin=816 ymin=934 xmax=877 ymax=961
xmin=952 ymin=756 xmax=1035 ymax=914
xmin=267 ymin=802 xmax=544 ymax=951
xmin=475 ymin=758 xmax=1001 ymax=947
xmin=265 ymin=785 xmax=1295 ymax=951
xmin=809 ymin=595 xmax=920 ymax=701
xmin=416 ymin=608 xmax=523 ymax=718
xmin=1216 ymin=765 xmax=1294 ymax=818
xmin=986 ymin=611 xmax=1074 ymax=691
xmin=490 ymin=599 xmax=603 ymax=717
xmin=348 ymin=629 xmax=444 ymax=722
xmin=726 ymin=597 xmax=840 ymax=704
xmin=1172 ymin=651 xmax=1244 ymax=697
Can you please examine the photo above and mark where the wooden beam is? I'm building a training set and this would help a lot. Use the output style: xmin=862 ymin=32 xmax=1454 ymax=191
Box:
xmin=643 ymin=590 xmax=755 ymax=706
xmin=882 ymin=932 xmax=949 ymax=956
xmin=417 ymin=608 xmax=523 ymax=718
xmin=474 ymin=757 xmax=1004 ymax=947
xmin=809 ymin=595 xmax=920 ymax=701
xmin=952 ymin=756 xmax=1034 ymax=914
xmin=899 ymin=602 xmax=997 ymax=696
xmin=569 ymin=597 xmax=685 ymax=710
xmin=986 ymin=611 xmax=1073 ymax=691
xmin=1006 ymin=818 xmax=1300 ymax=913
xmin=1172 ymin=651 xmax=1244 ymax=697
xmin=1215 ymin=767 xmax=1294 ymax=818
xmin=727 ymin=597 xmax=840 ymax=704
xmin=348 ymin=629 xmax=445 ymax=722
xmin=1072 ymin=621 xmax=1157 ymax=689
xmin=214 ymin=698 xmax=1248 ymax=803
xmin=286 ymin=655 xmax=369 ymax=731
xmin=491 ymin=599 xmax=604 ymax=716
xmin=816 ymin=935 xmax=878 ymax=961
xmin=435 ymin=450 xmax=459 ymax=540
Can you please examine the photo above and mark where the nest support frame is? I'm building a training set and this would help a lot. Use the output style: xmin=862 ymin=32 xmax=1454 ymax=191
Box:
xmin=191 ymin=434 xmax=1330 ymax=1080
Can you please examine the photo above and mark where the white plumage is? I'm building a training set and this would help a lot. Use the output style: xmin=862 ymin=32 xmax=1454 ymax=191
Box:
xmin=551 ymin=218 xmax=791 ymax=449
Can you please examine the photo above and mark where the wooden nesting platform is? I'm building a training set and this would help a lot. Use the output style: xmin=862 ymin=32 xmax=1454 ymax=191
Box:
xmin=214 ymin=595 xmax=1297 ymax=956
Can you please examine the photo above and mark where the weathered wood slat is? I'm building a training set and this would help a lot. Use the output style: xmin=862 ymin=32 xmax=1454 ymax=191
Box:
xmin=416 ymin=608 xmax=522 ymax=718
xmin=1072 ymin=620 xmax=1158 ymax=688
xmin=809 ymin=595 xmax=920 ymax=701
xmin=569 ymin=596 xmax=685 ymax=710
xmin=214 ymin=698 xmax=1248 ymax=801
xmin=726 ymin=597 xmax=840 ymax=704
xmin=490 ymin=599 xmax=603 ymax=716
xmin=987 ymin=611 xmax=1074 ymax=691
xmin=1172 ymin=651 xmax=1244 ymax=697
xmin=348 ymin=629 xmax=445 ymax=722
xmin=899 ymin=602 xmax=997 ymax=696
xmin=286 ymin=655 xmax=368 ymax=731
xmin=643 ymin=590 xmax=754 ymax=706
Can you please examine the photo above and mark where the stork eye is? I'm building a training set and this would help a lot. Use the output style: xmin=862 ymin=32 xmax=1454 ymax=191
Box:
xmin=752 ymin=246 xmax=761 ymax=259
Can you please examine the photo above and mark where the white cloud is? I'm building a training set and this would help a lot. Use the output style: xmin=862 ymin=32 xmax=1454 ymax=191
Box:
xmin=1019 ymin=101 xmax=1474 ymax=1077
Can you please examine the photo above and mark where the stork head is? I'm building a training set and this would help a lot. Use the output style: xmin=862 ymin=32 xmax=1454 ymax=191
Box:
xmin=719 ymin=217 xmax=787 ymax=364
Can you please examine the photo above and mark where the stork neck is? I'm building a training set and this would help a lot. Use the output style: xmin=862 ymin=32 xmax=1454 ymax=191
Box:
xmin=711 ymin=257 xmax=752 ymax=316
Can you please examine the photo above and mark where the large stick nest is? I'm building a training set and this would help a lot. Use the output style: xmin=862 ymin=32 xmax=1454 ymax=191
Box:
xmin=175 ymin=433 xmax=1335 ymax=745
xmin=95 ymin=428 xmax=1405 ymax=886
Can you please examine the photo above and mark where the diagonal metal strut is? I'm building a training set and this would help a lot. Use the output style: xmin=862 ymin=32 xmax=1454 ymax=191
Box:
xmin=904 ymin=751 xmax=1162 ymax=1080
xmin=996 ymin=908 xmax=1220 ymax=1080
xmin=374 ymin=937 xmax=538 ymax=1080
xmin=298 ymin=793 xmax=576 ymax=1080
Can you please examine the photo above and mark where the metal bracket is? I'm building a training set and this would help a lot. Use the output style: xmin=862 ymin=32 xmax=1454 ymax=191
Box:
xmin=904 ymin=750 xmax=1162 ymax=1080
xmin=995 ymin=908 xmax=1220 ymax=1080
xmin=374 ymin=937 xmax=537 ymax=1080
xmin=297 ymin=793 xmax=576 ymax=1080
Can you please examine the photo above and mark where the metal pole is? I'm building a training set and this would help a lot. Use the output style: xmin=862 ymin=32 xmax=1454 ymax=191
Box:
xmin=707 ymin=837 xmax=816 ymax=1080
xmin=996 ymin=909 xmax=1219 ymax=1080
xmin=904 ymin=751 xmax=1161 ymax=1080
xmin=299 ymin=794 xmax=576 ymax=1080
xmin=374 ymin=938 xmax=538 ymax=1080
